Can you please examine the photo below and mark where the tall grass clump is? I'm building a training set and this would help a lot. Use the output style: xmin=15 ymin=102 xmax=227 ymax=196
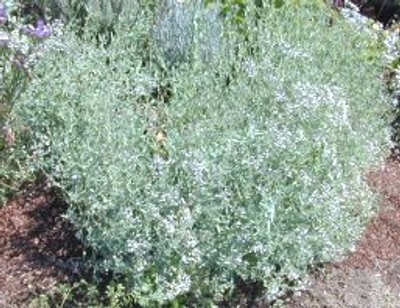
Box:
xmin=12 ymin=2 xmax=391 ymax=306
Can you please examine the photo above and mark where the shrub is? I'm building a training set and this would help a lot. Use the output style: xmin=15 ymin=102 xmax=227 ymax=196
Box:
xmin=152 ymin=0 xmax=224 ymax=69
xmin=12 ymin=3 xmax=391 ymax=306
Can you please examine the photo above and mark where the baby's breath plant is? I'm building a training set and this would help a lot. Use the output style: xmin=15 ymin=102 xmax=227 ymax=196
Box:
xmin=12 ymin=2 xmax=391 ymax=306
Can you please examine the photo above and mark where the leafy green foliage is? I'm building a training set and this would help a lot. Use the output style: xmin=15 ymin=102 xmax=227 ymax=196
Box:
xmin=205 ymin=0 xmax=254 ymax=25
xmin=28 ymin=279 xmax=135 ymax=308
xmin=12 ymin=3 xmax=391 ymax=307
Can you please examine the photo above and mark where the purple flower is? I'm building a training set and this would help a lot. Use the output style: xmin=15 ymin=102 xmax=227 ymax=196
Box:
xmin=22 ymin=19 xmax=51 ymax=39
xmin=0 ymin=4 xmax=7 ymax=26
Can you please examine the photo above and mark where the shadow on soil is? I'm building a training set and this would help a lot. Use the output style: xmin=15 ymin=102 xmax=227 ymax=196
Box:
xmin=0 ymin=181 xmax=86 ymax=307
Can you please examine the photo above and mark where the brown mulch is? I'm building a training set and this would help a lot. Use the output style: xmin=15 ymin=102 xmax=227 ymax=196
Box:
xmin=345 ymin=159 xmax=400 ymax=268
xmin=0 ymin=181 xmax=86 ymax=308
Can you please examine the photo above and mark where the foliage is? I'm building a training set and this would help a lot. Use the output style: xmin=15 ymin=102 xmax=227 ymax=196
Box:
xmin=0 ymin=1 xmax=46 ymax=127
xmin=202 ymin=0 xmax=335 ymax=50
xmin=204 ymin=0 xmax=259 ymax=25
xmin=152 ymin=0 xmax=224 ymax=69
xmin=0 ymin=0 xmax=56 ymax=204
xmin=12 ymin=2 xmax=391 ymax=307
xmin=28 ymin=279 xmax=134 ymax=308
xmin=23 ymin=0 xmax=156 ymax=45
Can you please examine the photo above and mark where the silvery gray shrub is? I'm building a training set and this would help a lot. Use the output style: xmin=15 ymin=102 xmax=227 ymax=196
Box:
xmin=11 ymin=3 xmax=392 ymax=306
xmin=152 ymin=0 xmax=223 ymax=68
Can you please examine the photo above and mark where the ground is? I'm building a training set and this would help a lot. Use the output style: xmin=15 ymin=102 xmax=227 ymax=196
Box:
xmin=1 ymin=159 xmax=400 ymax=307
xmin=0 ymin=180 xmax=85 ymax=308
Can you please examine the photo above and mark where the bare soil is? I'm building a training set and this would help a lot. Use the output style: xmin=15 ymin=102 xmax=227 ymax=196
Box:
xmin=0 ymin=181 xmax=86 ymax=308
xmin=1 ymin=159 xmax=400 ymax=307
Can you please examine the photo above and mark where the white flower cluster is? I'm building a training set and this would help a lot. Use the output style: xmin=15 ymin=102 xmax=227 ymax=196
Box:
xmin=341 ymin=6 xmax=382 ymax=39
xmin=341 ymin=3 xmax=400 ymax=115
xmin=279 ymin=41 xmax=311 ymax=60
xmin=292 ymin=82 xmax=350 ymax=126
xmin=382 ymin=30 xmax=400 ymax=102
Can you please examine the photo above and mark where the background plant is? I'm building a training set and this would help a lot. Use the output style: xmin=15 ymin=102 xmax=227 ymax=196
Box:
xmin=20 ymin=0 xmax=157 ymax=46
xmin=12 ymin=2 xmax=391 ymax=307
xmin=0 ymin=0 xmax=57 ymax=204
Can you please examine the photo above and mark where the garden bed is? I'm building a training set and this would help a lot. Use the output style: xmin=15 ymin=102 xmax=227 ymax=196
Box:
xmin=0 ymin=1 xmax=398 ymax=307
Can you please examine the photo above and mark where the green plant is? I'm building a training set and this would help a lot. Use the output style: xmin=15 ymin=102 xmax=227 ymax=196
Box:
xmin=0 ymin=0 xmax=57 ymax=204
xmin=13 ymin=3 xmax=391 ymax=306
xmin=29 ymin=0 xmax=156 ymax=45
xmin=0 ymin=0 xmax=46 ymax=128
xmin=28 ymin=279 xmax=112 ymax=308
